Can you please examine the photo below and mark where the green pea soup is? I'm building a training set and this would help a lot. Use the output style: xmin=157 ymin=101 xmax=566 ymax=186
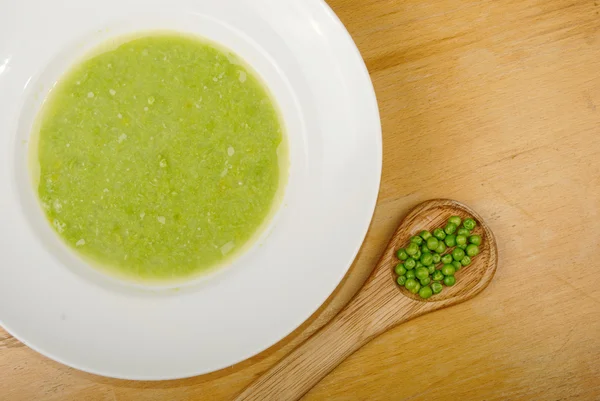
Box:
xmin=30 ymin=32 xmax=288 ymax=284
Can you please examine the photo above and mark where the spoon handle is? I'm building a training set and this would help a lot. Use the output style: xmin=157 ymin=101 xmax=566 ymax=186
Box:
xmin=234 ymin=307 xmax=372 ymax=401
xmin=234 ymin=272 xmax=421 ymax=401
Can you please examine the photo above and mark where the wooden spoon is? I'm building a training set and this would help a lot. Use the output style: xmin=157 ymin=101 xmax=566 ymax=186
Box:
xmin=235 ymin=199 xmax=498 ymax=401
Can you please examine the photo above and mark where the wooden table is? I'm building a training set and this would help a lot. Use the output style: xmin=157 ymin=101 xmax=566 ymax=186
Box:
xmin=2 ymin=0 xmax=600 ymax=399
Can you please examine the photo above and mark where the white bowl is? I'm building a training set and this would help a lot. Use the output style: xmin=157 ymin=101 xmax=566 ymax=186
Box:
xmin=0 ymin=0 xmax=381 ymax=379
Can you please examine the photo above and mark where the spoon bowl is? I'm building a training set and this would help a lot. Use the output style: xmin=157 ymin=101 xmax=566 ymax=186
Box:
xmin=236 ymin=199 xmax=498 ymax=401
xmin=387 ymin=199 xmax=497 ymax=303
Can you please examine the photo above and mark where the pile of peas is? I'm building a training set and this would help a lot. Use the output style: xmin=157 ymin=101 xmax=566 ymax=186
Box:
xmin=394 ymin=216 xmax=482 ymax=299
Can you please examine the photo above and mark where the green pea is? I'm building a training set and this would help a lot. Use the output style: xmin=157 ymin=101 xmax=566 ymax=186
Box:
xmin=410 ymin=281 xmax=421 ymax=294
xmin=457 ymin=243 xmax=467 ymax=250
xmin=394 ymin=263 xmax=406 ymax=276
xmin=397 ymin=276 xmax=407 ymax=286
xmin=415 ymin=261 xmax=423 ymax=269
xmin=411 ymin=235 xmax=423 ymax=245
xmin=444 ymin=275 xmax=456 ymax=286
xmin=441 ymin=254 xmax=453 ymax=264
xmin=461 ymin=255 xmax=472 ymax=266
xmin=457 ymin=228 xmax=470 ymax=236
xmin=444 ymin=223 xmax=457 ymax=235
xmin=427 ymin=265 xmax=436 ymax=274
xmin=432 ymin=253 xmax=441 ymax=264
xmin=444 ymin=234 xmax=456 ymax=247
xmin=432 ymin=270 xmax=444 ymax=282
xmin=414 ymin=250 xmax=422 ymax=260
xmin=455 ymin=235 xmax=467 ymax=246
xmin=452 ymin=261 xmax=462 ymax=271
xmin=406 ymin=270 xmax=416 ymax=279
xmin=452 ymin=248 xmax=465 ymax=261
xmin=432 ymin=282 xmax=443 ymax=294
xmin=463 ymin=218 xmax=477 ymax=231
xmin=421 ymin=244 xmax=430 ymax=254
xmin=420 ymin=230 xmax=432 ymax=240
xmin=420 ymin=253 xmax=434 ymax=267
xmin=396 ymin=248 xmax=408 ymax=260
xmin=435 ymin=241 xmax=447 ymax=254
xmin=426 ymin=237 xmax=439 ymax=250
xmin=466 ymin=244 xmax=479 ymax=257
xmin=415 ymin=267 xmax=429 ymax=280
xmin=420 ymin=276 xmax=431 ymax=286
xmin=433 ymin=228 xmax=446 ymax=240
xmin=448 ymin=216 xmax=462 ymax=226
xmin=469 ymin=235 xmax=482 ymax=245
xmin=404 ymin=258 xmax=416 ymax=270
xmin=406 ymin=242 xmax=419 ymax=256
xmin=441 ymin=264 xmax=456 ymax=276
xmin=419 ymin=285 xmax=433 ymax=299
xmin=405 ymin=278 xmax=418 ymax=291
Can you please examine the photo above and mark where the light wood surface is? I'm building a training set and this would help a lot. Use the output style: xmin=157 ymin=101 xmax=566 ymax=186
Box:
xmin=2 ymin=0 xmax=600 ymax=399
xmin=236 ymin=200 xmax=498 ymax=401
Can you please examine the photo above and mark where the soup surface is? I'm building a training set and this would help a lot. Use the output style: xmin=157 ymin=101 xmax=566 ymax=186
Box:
xmin=33 ymin=33 xmax=286 ymax=282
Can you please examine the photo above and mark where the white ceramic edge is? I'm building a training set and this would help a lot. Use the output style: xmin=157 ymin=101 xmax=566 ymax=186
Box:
xmin=0 ymin=0 xmax=382 ymax=380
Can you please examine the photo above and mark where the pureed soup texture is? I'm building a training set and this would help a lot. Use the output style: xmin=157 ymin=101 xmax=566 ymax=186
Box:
xmin=32 ymin=33 xmax=287 ymax=283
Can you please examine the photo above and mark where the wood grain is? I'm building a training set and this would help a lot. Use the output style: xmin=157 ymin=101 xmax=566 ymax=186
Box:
xmin=235 ymin=200 xmax=498 ymax=401
xmin=2 ymin=0 xmax=600 ymax=399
